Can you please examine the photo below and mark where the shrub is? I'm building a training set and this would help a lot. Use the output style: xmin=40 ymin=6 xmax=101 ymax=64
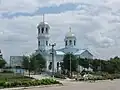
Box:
xmin=111 ymin=74 xmax=120 ymax=79
xmin=0 ymin=78 xmax=61 ymax=88
xmin=54 ymin=73 xmax=66 ymax=79
xmin=2 ymin=70 xmax=14 ymax=73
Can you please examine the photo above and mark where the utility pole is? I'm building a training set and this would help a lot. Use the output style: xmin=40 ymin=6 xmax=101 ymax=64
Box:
xmin=77 ymin=57 xmax=79 ymax=79
xmin=49 ymin=43 xmax=56 ymax=78
xmin=100 ymin=60 xmax=102 ymax=75
xmin=70 ymin=53 xmax=71 ymax=77
xmin=28 ymin=57 xmax=31 ymax=77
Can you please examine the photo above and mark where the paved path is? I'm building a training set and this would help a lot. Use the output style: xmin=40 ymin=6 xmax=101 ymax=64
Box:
xmin=26 ymin=79 xmax=120 ymax=90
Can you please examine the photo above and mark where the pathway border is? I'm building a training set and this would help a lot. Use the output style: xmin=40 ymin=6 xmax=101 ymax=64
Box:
xmin=1 ymin=84 xmax=63 ymax=90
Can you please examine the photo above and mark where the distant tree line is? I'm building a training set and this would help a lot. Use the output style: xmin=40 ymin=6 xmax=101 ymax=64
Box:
xmin=62 ymin=54 xmax=120 ymax=75
xmin=22 ymin=53 xmax=120 ymax=75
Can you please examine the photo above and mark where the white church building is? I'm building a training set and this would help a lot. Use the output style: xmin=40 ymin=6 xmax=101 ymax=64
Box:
xmin=35 ymin=18 xmax=93 ymax=73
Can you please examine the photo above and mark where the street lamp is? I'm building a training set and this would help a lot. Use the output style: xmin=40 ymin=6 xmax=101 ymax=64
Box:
xmin=49 ymin=43 xmax=56 ymax=78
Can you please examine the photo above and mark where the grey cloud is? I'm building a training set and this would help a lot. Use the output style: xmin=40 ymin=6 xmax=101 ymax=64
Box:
xmin=1 ymin=0 xmax=120 ymax=61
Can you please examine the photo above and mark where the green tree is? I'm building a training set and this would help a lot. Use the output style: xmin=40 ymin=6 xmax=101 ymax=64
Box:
xmin=22 ymin=53 xmax=46 ymax=74
xmin=78 ymin=58 xmax=89 ymax=69
xmin=0 ymin=58 xmax=6 ymax=68
xmin=63 ymin=53 xmax=77 ymax=73
xmin=22 ymin=55 xmax=29 ymax=70
xmin=30 ymin=54 xmax=46 ymax=73
xmin=109 ymin=57 xmax=120 ymax=73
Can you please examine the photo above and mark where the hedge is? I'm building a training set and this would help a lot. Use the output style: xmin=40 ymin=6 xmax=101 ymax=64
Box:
xmin=0 ymin=78 xmax=61 ymax=89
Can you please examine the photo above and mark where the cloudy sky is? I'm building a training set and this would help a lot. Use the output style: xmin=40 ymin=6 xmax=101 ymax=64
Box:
xmin=0 ymin=0 xmax=120 ymax=61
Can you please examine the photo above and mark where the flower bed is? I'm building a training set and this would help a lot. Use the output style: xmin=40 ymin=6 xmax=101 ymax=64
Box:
xmin=0 ymin=78 xmax=61 ymax=89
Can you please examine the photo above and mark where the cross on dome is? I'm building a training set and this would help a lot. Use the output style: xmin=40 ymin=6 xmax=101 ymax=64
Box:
xmin=37 ymin=14 xmax=49 ymax=28
xmin=69 ymin=27 xmax=72 ymax=32
xmin=43 ymin=14 xmax=45 ymax=23
xmin=65 ymin=27 xmax=75 ymax=38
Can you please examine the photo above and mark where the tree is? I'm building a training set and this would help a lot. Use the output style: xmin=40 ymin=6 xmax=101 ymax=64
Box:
xmin=63 ymin=53 xmax=77 ymax=74
xmin=22 ymin=55 xmax=29 ymax=70
xmin=31 ymin=54 xmax=46 ymax=73
xmin=78 ymin=58 xmax=89 ymax=69
xmin=0 ymin=58 xmax=6 ymax=68
xmin=22 ymin=53 xmax=46 ymax=74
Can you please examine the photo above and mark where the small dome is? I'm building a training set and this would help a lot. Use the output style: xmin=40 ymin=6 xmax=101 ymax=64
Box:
xmin=65 ymin=30 xmax=75 ymax=38
xmin=37 ymin=22 xmax=50 ymax=28
xmin=39 ymin=22 xmax=49 ymax=25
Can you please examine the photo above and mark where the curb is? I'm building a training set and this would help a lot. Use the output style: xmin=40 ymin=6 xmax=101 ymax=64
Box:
xmin=1 ymin=84 xmax=63 ymax=90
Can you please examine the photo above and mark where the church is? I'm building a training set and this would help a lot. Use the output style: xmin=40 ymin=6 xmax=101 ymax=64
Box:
xmin=35 ymin=17 xmax=93 ymax=73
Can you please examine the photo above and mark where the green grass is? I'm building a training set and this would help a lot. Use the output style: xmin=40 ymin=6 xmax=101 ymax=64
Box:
xmin=0 ymin=73 xmax=33 ymax=82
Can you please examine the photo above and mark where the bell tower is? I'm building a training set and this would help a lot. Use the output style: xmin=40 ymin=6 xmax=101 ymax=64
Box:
xmin=64 ymin=27 xmax=76 ymax=48
xmin=37 ymin=14 xmax=50 ymax=51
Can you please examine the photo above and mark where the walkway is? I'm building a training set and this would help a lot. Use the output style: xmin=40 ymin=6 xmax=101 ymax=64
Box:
xmin=26 ymin=79 xmax=120 ymax=90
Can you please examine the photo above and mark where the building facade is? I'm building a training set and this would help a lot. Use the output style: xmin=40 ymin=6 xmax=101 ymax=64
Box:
xmin=0 ymin=50 xmax=3 ymax=59
xmin=35 ymin=18 xmax=93 ymax=73
xmin=10 ymin=17 xmax=93 ymax=73
xmin=10 ymin=56 xmax=23 ymax=68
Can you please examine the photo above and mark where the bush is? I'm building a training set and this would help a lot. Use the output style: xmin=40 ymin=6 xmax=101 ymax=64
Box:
xmin=54 ymin=73 xmax=66 ymax=79
xmin=111 ymin=74 xmax=120 ymax=79
xmin=0 ymin=78 xmax=61 ymax=88
xmin=2 ymin=70 xmax=14 ymax=73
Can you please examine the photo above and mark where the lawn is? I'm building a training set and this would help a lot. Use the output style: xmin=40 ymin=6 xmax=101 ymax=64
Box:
xmin=0 ymin=73 xmax=33 ymax=82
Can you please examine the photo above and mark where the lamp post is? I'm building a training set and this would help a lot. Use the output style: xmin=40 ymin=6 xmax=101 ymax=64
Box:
xmin=49 ymin=43 xmax=56 ymax=78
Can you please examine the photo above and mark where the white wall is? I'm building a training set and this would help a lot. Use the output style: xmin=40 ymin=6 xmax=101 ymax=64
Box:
xmin=10 ymin=56 xmax=23 ymax=67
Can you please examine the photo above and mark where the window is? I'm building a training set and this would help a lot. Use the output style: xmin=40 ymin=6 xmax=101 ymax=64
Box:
xmin=69 ymin=40 xmax=72 ymax=45
xmin=74 ymin=40 xmax=76 ymax=45
xmin=46 ymin=28 xmax=48 ymax=33
xmin=49 ymin=62 xmax=52 ymax=70
xmin=38 ymin=28 xmax=40 ymax=34
xmin=65 ymin=40 xmax=67 ymax=46
xmin=57 ymin=62 xmax=59 ymax=67
xmin=38 ymin=41 xmax=40 ymax=46
xmin=41 ymin=27 xmax=44 ymax=33
xmin=57 ymin=62 xmax=59 ymax=71
xmin=46 ymin=41 xmax=48 ymax=46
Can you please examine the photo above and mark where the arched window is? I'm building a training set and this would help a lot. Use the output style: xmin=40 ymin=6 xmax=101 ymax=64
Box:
xmin=46 ymin=41 xmax=48 ymax=46
xmin=49 ymin=62 xmax=52 ymax=70
xmin=65 ymin=40 xmax=67 ymax=46
xmin=38 ymin=41 xmax=40 ymax=46
xmin=41 ymin=27 xmax=44 ymax=33
xmin=38 ymin=28 xmax=40 ymax=34
xmin=74 ymin=40 xmax=76 ymax=45
xmin=46 ymin=28 xmax=48 ymax=34
xmin=69 ymin=40 xmax=72 ymax=45
xmin=57 ymin=62 xmax=59 ymax=71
